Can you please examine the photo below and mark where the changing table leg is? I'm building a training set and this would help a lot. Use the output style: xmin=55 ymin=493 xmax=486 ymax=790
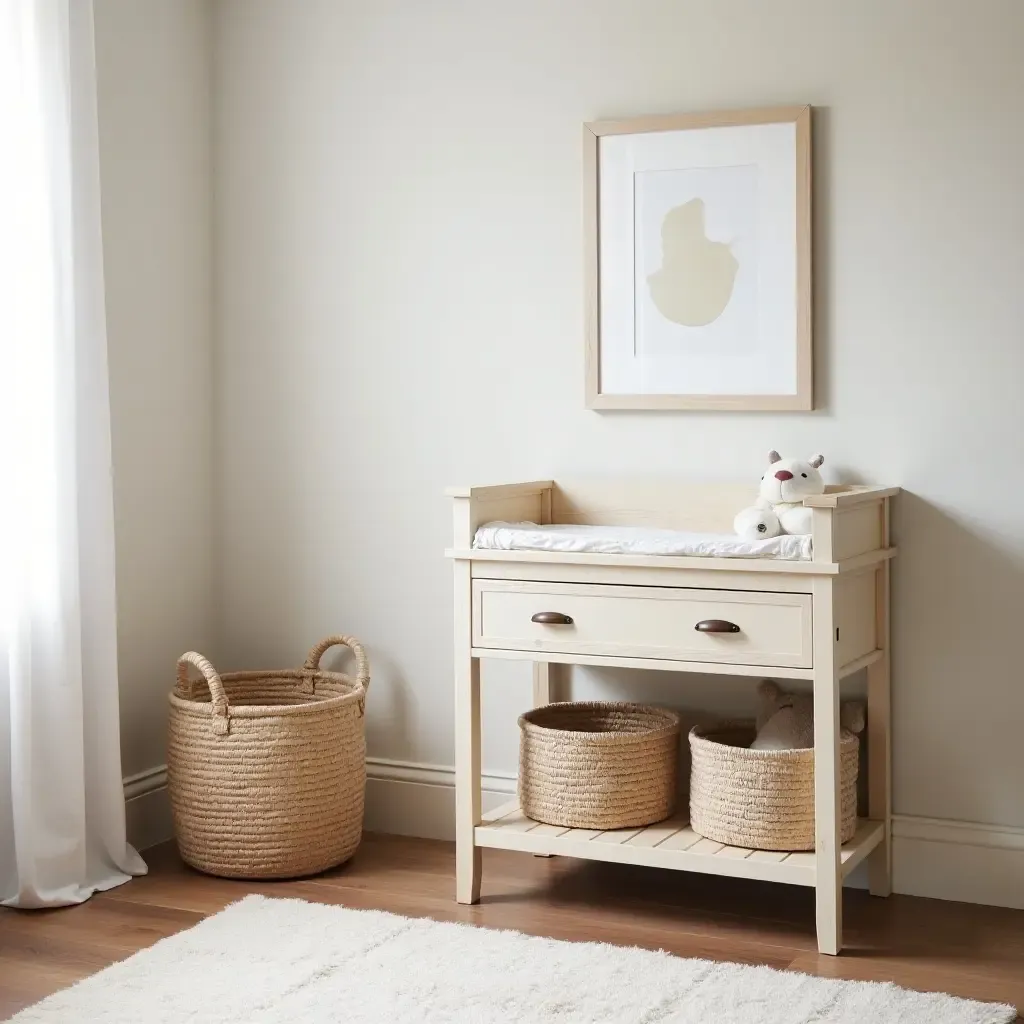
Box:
xmin=812 ymin=577 xmax=843 ymax=955
xmin=868 ymin=557 xmax=893 ymax=897
xmin=533 ymin=661 xmax=560 ymax=707
xmin=454 ymin=561 xmax=481 ymax=904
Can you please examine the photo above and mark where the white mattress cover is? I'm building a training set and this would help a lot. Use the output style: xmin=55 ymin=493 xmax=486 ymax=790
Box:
xmin=473 ymin=522 xmax=812 ymax=561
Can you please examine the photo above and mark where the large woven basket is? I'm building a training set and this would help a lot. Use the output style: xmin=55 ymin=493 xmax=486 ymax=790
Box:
xmin=518 ymin=701 xmax=680 ymax=830
xmin=688 ymin=723 xmax=859 ymax=851
xmin=167 ymin=636 xmax=369 ymax=879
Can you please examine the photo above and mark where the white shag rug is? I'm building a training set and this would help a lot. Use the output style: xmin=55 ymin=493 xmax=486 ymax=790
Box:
xmin=8 ymin=895 xmax=1016 ymax=1023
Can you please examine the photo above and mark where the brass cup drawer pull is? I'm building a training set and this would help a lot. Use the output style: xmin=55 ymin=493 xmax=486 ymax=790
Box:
xmin=694 ymin=619 xmax=741 ymax=634
xmin=531 ymin=612 xmax=574 ymax=625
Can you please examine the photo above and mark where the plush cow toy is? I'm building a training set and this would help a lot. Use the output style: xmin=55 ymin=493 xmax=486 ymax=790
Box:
xmin=733 ymin=450 xmax=826 ymax=541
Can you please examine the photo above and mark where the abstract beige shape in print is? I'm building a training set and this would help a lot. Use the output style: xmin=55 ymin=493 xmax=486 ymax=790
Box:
xmin=647 ymin=198 xmax=738 ymax=327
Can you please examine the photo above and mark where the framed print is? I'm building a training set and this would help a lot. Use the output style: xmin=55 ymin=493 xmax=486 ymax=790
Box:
xmin=583 ymin=106 xmax=812 ymax=411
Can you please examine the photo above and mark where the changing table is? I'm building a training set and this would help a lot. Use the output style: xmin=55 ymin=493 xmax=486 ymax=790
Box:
xmin=447 ymin=478 xmax=898 ymax=955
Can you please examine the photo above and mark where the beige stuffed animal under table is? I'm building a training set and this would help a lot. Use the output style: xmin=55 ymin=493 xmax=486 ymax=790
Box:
xmin=733 ymin=450 xmax=826 ymax=541
xmin=751 ymin=680 xmax=866 ymax=751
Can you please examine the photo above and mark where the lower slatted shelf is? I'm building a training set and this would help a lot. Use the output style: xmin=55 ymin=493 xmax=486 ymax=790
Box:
xmin=476 ymin=801 xmax=883 ymax=887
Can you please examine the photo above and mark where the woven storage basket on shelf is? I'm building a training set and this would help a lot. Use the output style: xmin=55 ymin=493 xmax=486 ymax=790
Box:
xmin=688 ymin=723 xmax=859 ymax=851
xmin=518 ymin=701 xmax=680 ymax=830
xmin=167 ymin=636 xmax=369 ymax=880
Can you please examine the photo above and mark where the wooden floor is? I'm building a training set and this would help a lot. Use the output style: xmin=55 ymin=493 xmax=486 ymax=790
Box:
xmin=1 ymin=833 xmax=1022 ymax=1020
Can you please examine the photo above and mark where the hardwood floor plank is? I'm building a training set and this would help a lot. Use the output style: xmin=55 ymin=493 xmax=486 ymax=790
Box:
xmin=0 ymin=834 xmax=1021 ymax=1020
xmin=0 ymin=897 xmax=203 ymax=1019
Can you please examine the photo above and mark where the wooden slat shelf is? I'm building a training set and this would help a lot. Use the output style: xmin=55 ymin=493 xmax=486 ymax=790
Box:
xmin=477 ymin=801 xmax=884 ymax=887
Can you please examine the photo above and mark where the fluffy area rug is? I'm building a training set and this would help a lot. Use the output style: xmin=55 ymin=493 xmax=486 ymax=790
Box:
xmin=7 ymin=894 xmax=1016 ymax=1023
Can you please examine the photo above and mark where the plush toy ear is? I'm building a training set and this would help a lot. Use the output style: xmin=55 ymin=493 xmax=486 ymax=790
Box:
xmin=840 ymin=701 xmax=866 ymax=735
xmin=768 ymin=450 xmax=782 ymax=464
xmin=756 ymin=680 xmax=783 ymax=730
xmin=808 ymin=454 xmax=824 ymax=469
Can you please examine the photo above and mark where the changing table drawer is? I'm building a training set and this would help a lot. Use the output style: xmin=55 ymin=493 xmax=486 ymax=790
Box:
xmin=472 ymin=581 xmax=813 ymax=669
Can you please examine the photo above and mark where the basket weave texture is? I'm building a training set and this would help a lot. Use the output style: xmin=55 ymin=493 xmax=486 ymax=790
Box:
xmin=518 ymin=701 xmax=680 ymax=830
xmin=167 ymin=636 xmax=369 ymax=879
xmin=688 ymin=723 xmax=859 ymax=851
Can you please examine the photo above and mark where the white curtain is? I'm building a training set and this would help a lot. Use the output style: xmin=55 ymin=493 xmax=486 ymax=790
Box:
xmin=0 ymin=0 xmax=146 ymax=907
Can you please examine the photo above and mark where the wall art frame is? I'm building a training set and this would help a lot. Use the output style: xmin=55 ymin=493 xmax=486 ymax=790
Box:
xmin=583 ymin=106 xmax=812 ymax=411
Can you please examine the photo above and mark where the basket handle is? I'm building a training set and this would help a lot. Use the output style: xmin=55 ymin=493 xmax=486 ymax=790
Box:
xmin=176 ymin=652 xmax=230 ymax=735
xmin=303 ymin=635 xmax=370 ymax=696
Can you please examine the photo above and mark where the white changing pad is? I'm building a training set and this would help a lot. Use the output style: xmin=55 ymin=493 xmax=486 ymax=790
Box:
xmin=473 ymin=522 xmax=812 ymax=561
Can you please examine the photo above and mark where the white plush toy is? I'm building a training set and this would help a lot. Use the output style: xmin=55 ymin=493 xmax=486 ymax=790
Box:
xmin=751 ymin=680 xmax=865 ymax=752
xmin=733 ymin=450 xmax=826 ymax=541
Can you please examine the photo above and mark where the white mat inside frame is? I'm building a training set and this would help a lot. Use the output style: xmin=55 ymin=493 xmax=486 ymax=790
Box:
xmin=8 ymin=894 xmax=1015 ymax=1023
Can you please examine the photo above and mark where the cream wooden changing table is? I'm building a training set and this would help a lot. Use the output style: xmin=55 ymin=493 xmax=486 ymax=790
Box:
xmin=447 ymin=479 xmax=898 ymax=955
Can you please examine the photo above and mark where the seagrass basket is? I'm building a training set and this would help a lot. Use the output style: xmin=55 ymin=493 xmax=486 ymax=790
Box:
xmin=688 ymin=723 xmax=859 ymax=851
xmin=518 ymin=701 xmax=680 ymax=830
xmin=167 ymin=636 xmax=369 ymax=879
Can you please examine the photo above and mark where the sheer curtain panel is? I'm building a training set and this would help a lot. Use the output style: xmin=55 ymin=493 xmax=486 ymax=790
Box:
xmin=0 ymin=0 xmax=146 ymax=908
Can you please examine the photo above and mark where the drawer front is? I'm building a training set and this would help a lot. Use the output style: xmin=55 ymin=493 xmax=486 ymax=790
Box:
xmin=472 ymin=581 xmax=812 ymax=668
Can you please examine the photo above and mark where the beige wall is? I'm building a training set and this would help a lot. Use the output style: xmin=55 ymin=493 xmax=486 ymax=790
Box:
xmin=213 ymin=0 xmax=1024 ymax=834
xmin=95 ymin=0 xmax=215 ymax=778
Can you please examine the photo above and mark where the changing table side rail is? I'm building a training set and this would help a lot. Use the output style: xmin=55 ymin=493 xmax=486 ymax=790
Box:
xmin=449 ymin=481 xmax=555 ymax=548
xmin=810 ymin=491 xmax=897 ymax=565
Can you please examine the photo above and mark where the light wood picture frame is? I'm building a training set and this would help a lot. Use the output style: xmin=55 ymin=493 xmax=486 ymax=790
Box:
xmin=584 ymin=106 xmax=812 ymax=411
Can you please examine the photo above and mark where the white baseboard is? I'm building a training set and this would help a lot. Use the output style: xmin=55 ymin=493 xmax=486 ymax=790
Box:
xmin=123 ymin=765 xmax=173 ymax=852
xmin=892 ymin=815 xmax=1024 ymax=910
xmin=118 ymin=757 xmax=517 ymax=851
xmin=123 ymin=759 xmax=1024 ymax=910
xmin=363 ymin=757 xmax=516 ymax=841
